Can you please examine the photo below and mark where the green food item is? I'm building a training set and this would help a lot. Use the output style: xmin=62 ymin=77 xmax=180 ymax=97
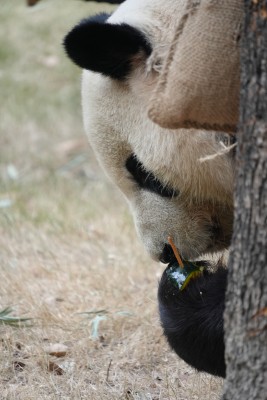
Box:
xmin=166 ymin=260 xmax=205 ymax=291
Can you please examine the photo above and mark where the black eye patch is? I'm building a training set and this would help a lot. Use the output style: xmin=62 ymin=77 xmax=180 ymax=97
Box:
xmin=125 ymin=154 xmax=178 ymax=198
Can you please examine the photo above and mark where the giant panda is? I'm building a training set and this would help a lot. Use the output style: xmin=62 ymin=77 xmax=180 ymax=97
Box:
xmin=64 ymin=0 xmax=236 ymax=378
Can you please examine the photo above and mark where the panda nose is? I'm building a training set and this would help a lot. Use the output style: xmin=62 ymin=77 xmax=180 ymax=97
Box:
xmin=159 ymin=243 xmax=177 ymax=264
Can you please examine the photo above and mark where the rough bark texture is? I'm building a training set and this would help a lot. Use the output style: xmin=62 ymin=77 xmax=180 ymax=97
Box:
xmin=222 ymin=1 xmax=267 ymax=399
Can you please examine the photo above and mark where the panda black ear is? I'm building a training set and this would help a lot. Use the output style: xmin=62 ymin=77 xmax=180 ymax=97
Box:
xmin=63 ymin=13 xmax=151 ymax=80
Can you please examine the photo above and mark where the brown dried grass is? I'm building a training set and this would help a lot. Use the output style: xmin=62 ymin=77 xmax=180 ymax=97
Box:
xmin=0 ymin=0 xmax=223 ymax=398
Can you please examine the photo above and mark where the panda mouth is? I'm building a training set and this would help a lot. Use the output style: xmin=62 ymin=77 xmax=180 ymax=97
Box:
xmin=160 ymin=222 xmax=231 ymax=265
xmin=160 ymin=237 xmax=186 ymax=266
xmin=160 ymin=243 xmax=178 ymax=264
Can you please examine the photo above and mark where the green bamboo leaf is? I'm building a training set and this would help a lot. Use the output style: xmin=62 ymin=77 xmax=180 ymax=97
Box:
xmin=90 ymin=315 xmax=107 ymax=340
xmin=0 ymin=307 xmax=32 ymax=327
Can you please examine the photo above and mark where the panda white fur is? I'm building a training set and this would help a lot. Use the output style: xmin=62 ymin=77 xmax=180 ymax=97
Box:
xmin=64 ymin=0 xmax=236 ymax=378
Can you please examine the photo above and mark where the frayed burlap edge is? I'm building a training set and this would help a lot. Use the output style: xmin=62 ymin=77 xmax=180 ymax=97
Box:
xmin=148 ymin=0 xmax=199 ymax=122
xmin=148 ymin=0 xmax=242 ymax=133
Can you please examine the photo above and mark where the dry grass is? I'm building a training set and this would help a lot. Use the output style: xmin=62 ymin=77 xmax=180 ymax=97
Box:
xmin=0 ymin=0 xmax=223 ymax=398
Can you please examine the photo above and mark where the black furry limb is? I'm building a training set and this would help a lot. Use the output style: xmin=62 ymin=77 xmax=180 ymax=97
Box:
xmin=158 ymin=262 xmax=227 ymax=378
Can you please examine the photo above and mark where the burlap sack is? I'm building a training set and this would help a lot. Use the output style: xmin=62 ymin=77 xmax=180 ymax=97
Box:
xmin=148 ymin=0 xmax=243 ymax=133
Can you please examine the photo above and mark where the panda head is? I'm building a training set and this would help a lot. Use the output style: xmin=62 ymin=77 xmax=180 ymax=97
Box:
xmin=63 ymin=0 xmax=235 ymax=262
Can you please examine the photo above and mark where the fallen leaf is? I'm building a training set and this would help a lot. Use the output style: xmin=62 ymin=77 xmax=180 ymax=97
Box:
xmin=45 ymin=343 xmax=68 ymax=358
xmin=15 ymin=342 xmax=23 ymax=350
xmin=47 ymin=361 xmax=64 ymax=375
xmin=124 ymin=390 xmax=135 ymax=400
xmin=13 ymin=361 xmax=26 ymax=371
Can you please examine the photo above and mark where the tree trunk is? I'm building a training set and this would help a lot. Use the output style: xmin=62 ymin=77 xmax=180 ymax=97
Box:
xmin=222 ymin=1 xmax=267 ymax=399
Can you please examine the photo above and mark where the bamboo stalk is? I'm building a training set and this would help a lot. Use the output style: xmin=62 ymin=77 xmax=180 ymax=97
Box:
xmin=167 ymin=236 xmax=184 ymax=268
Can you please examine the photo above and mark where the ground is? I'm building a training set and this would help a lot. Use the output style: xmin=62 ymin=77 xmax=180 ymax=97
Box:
xmin=0 ymin=1 xmax=223 ymax=398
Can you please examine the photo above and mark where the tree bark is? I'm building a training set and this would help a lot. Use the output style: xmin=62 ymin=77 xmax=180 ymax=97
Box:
xmin=222 ymin=1 xmax=267 ymax=399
